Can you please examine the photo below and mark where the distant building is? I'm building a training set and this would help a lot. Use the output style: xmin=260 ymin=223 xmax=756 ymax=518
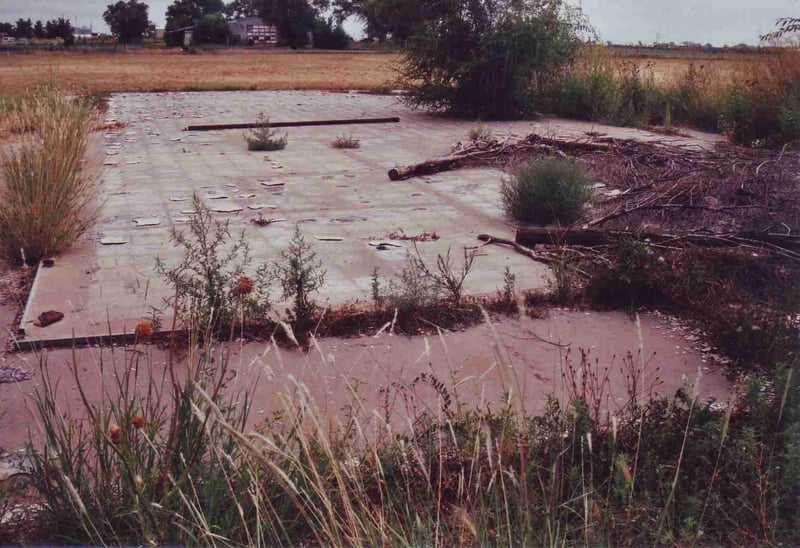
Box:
xmin=154 ymin=28 xmax=165 ymax=40
xmin=227 ymin=16 xmax=277 ymax=45
xmin=75 ymin=26 xmax=94 ymax=39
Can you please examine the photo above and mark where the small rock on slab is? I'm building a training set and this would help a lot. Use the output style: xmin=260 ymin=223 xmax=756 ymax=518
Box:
xmin=133 ymin=217 xmax=161 ymax=227
xmin=0 ymin=366 xmax=32 ymax=384
xmin=35 ymin=310 xmax=64 ymax=327
xmin=100 ymin=236 xmax=127 ymax=245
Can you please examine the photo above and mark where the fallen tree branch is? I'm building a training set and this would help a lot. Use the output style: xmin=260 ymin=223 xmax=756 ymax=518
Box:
xmin=476 ymin=233 xmax=553 ymax=265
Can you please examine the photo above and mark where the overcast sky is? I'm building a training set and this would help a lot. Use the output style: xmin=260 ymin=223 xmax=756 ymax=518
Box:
xmin=0 ymin=0 xmax=796 ymax=45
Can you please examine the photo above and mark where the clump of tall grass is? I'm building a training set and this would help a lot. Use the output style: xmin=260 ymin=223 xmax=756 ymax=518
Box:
xmin=501 ymin=157 xmax=590 ymax=225
xmin=718 ymin=49 xmax=800 ymax=146
xmin=0 ymin=85 xmax=97 ymax=265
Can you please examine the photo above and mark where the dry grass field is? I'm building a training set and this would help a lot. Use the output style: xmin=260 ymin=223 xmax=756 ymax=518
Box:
xmin=0 ymin=50 xmax=402 ymax=96
xmin=0 ymin=48 xmax=766 ymax=97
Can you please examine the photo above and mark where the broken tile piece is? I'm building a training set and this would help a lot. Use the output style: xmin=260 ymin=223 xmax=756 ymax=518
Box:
xmin=204 ymin=194 xmax=228 ymax=200
xmin=133 ymin=217 xmax=161 ymax=227
xmin=314 ymin=235 xmax=343 ymax=242
xmin=100 ymin=236 xmax=127 ymax=245
xmin=368 ymin=240 xmax=402 ymax=248
xmin=247 ymin=204 xmax=276 ymax=210
xmin=260 ymin=180 xmax=284 ymax=187
xmin=169 ymin=197 xmax=189 ymax=202
xmin=210 ymin=204 xmax=243 ymax=213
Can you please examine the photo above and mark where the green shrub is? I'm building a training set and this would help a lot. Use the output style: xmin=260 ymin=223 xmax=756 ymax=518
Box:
xmin=501 ymin=158 xmax=590 ymax=225
xmin=400 ymin=0 xmax=582 ymax=118
xmin=244 ymin=113 xmax=287 ymax=151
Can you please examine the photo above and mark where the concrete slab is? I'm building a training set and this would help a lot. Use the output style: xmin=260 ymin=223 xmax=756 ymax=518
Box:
xmin=19 ymin=91 xmax=724 ymax=343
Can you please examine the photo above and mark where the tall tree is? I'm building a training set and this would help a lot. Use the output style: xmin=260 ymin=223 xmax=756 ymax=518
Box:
xmin=15 ymin=18 xmax=33 ymax=39
xmin=104 ymin=0 xmax=151 ymax=43
xmin=33 ymin=20 xmax=45 ymax=39
xmin=45 ymin=18 xmax=75 ymax=45
xmin=164 ymin=0 xmax=226 ymax=46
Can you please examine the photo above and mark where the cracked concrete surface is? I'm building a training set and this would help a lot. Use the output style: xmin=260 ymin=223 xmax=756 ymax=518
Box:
xmin=19 ymin=91 xmax=723 ymax=343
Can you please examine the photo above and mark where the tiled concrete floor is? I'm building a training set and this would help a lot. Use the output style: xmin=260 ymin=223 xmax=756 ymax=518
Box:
xmin=20 ymin=91 xmax=722 ymax=343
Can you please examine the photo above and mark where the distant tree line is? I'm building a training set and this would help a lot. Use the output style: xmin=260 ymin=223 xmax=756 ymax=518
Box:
xmin=0 ymin=17 xmax=76 ymax=44
xmin=164 ymin=0 xmax=350 ymax=49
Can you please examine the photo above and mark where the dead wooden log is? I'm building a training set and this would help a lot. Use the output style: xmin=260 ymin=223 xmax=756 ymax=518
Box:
xmin=515 ymin=227 xmax=800 ymax=251
xmin=388 ymin=155 xmax=469 ymax=181
xmin=387 ymin=138 xmax=563 ymax=181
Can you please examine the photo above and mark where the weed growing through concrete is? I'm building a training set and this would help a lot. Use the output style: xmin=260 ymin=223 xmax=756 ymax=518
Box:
xmin=371 ymin=266 xmax=382 ymax=309
xmin=330 ymin=133 xmax=360 ymax=149
xmin=548 ymin=247 xmax=580 ymax=303
xmin=409 ymin=244 xmax=478 ymax=304
xmin=272 ymin=226 xmax=326 ymax=339
xmin=156 ymin=196 xmax=272 ymax=334
xmin=244 ymin=112 xmax=288 ymax=151
xmin=502 ymin=265 xmax=516 ymax=305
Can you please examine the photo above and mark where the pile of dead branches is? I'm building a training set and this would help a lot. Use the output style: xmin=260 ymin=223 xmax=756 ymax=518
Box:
xmin=389 ymin=131 xmax=800 ymax=244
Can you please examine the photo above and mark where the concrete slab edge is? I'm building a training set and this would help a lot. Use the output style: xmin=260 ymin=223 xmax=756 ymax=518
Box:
xmin=16 ymin=261 xmax=44 ymax=338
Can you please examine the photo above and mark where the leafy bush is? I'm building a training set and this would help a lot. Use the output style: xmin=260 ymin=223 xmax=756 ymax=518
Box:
xmin=400 ymin=0 xmax=583 ymax=118
xmin=0 ymin=84 xmax=97 ymax=265
xmin=501 ymin=158 xmax=590 ymax=225
xmin=244 ymin=113 xmax=288 ymax=151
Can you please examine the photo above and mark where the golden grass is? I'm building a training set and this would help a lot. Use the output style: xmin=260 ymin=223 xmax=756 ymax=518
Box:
xmin=0 ymin=49 xmax=765 ymax=98
xmin=0 ymin=50 xmax=402 ymax=95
